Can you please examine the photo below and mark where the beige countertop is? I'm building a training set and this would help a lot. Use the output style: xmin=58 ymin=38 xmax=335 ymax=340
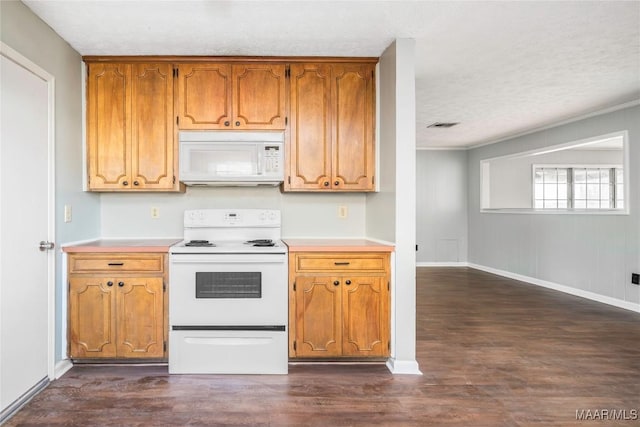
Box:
xmin=283 ymin=238 xmax=394 ymax=252
xmin=62 ymin=238 xmax=181 ymax=253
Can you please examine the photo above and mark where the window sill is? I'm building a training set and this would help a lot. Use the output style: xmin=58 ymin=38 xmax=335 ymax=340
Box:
xmin=480 ymin=208 xmax=629 ymax=215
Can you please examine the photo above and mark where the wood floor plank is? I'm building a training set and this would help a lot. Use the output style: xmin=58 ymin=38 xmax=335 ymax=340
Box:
xmin=5 ymin=267 xmax=639 ymax=426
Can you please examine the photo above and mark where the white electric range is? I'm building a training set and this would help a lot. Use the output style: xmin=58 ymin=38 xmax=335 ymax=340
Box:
xmin=169 ymin=209 xmax=288 ymax=374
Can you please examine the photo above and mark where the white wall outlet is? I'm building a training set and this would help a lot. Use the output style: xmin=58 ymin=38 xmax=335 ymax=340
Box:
xmin=338 ymin=205 xmax=348 ymax=219
xmin=151 ymin=207 xmax=160 ymax=219
xmin=64 ymin=205 xmax=72 ymax=223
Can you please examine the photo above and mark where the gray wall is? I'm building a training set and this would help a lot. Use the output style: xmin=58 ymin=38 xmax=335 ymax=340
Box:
xmin=100 ymin=189 xmax=367 ymax=239
xmin=468 ymin=105 xmax=640 ymax=307
xmin=416 ymin=150 xmax=468 ymax=264
xmin=0 ymin=0 xmax=100 ymax=362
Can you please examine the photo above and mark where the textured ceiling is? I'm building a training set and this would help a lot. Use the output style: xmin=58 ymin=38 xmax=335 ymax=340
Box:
xmin=22 ymin=0 xmax=640 ymax=148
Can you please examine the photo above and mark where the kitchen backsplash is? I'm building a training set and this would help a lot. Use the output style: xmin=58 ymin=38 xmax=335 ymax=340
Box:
xmin=99 ymin=187 xmax=367 ymax=238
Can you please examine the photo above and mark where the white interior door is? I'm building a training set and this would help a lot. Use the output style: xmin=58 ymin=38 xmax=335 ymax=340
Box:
xmin=0 ymin=47 xmax=54 ymax=415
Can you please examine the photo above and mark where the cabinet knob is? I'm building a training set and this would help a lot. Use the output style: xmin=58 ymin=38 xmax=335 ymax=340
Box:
xmin=118 ymin=281 xmax=125 ymax=287
xmin=324 ymin=181 xmax=330 ymax=187
xmin=235 ymin=121 xmax=240 ymax=127
xmin=345 ymin=280 xmax=352 ymax=285
xmin=133 ymin=181 xmax=139 ymax=186
xmin=224 ymin=121 xmax=230 ymax=127
xmin=334 ymin=181 xmax=339 ymax=186
xmin=333 ymin=280 xmax=340 ymax=286
xmin=123 ymin=181 xmax=129 ymax=186
xmin=107 ymin=281 xmax=114 ymax=287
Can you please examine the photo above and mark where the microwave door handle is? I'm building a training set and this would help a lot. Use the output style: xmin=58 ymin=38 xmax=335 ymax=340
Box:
xmin=257 ymin=146 xmax=263 ymax=175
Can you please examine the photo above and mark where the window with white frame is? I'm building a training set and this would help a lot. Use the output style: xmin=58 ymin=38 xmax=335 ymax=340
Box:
xmin=534 ymin=165 xmax=624 ymax=209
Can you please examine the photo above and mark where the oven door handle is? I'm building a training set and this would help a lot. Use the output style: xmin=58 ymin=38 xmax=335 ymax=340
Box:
xmin=170 ymin=255 xmax=286 ymax=264
xmin=172 ymin=325 xmax=286 ymax=332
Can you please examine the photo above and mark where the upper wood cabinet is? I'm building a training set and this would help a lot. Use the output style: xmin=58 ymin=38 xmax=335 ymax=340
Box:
xmin=86 ymin=62 xmax=179 ymax=191
xmin=286 ymin=63 xmax=375 ymax=192
xmin=176 ymin=63 xmax=287 ymax=130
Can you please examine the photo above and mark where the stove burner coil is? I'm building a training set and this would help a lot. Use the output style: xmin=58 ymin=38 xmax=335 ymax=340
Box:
xmin=185 ymin=240 xmax=216 ymax=247
xmin=246 ymin=239 xmax=275 ymax=247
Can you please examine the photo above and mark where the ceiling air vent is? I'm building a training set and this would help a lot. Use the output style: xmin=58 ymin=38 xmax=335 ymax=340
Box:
xmin=427 ymin=122 xmax=459 ymax=128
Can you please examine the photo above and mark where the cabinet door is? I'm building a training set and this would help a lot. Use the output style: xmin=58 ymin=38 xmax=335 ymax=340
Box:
xmin=87 ymin=63 xmax=131 ymax=190
xmin=294 ymin=276 xmax=342 ymax=357
xmin=332 ymin=64 xmax=375 ymax=191
xmin=69 ymin=278 xmax=117 ymax=358
xmin=176 ymin=64 xmax=232 ymax=129
xmin=341 ymin=276 xmax=389 ymax=357
xmin=232 ymin=64 xmax=287 ymax=130
xmin=131 ymin=63 xmax=175 ymax=190
xmin=287 ymin=63 xmax=332 ymax=190
xmin=116 ymin=277 xmax=164 ymax=358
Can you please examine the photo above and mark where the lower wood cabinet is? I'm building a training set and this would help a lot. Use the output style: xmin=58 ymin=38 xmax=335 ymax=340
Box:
xmin=289 ymin=252 xmax=390 ymax=358
xmin=67 ymin=253 xmax=167 ymax=359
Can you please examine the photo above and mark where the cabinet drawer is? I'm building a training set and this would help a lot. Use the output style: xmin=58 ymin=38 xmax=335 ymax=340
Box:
xmin=294 ymin=254 xmax=387 ymax=273
xmin=69 ymin=254 xmax=164 ymax=273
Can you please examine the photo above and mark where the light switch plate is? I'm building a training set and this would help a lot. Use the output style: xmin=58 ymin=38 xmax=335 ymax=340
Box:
xmin=64 ymin=205 xmax=72 ymax=223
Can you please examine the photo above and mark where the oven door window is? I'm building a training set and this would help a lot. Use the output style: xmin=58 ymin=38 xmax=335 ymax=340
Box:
xmin=195 ymin=272 xmax=262 ymax=298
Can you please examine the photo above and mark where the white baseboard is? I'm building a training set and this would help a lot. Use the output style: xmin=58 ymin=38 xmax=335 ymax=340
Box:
xmin=467 ymin=263 xmax=640 ymax=313
xmin=385 ymin=358 xmax=422 ymax=375
xmin=54 ymin=359 xmax=73 ymax=379
xmin=0 ymin=377 xmax=49 ymax=424
xmin=417 ymin=261 xmax=468 ymax=267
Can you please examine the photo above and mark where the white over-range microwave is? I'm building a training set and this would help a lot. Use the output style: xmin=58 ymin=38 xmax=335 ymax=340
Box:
xmin=179 ymin=131 xmax=285 ymax=186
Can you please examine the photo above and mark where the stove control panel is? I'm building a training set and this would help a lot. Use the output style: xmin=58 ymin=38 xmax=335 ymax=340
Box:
xmin=184 ymin=209 xmax=281 ymax=228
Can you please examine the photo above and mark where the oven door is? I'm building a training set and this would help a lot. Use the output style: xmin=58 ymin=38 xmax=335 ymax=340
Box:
xmin=169 ymin=253 xmax=287 ymax=326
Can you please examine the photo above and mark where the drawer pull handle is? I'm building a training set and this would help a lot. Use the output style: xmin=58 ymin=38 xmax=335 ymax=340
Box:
xmin=333 ymin=280 xmax=340 ymax=286
xmin=118 ymin=281 xmax=125 ymax=287
xmin=345 ymin=280 xmax=352 ymax=285
xmin=334 ymin=262 xmax=350 ymax=265
xmin=107 ymin=281 xmax=114 ymax=287
xmin=108 ymin=263 xmax=124 ymax=266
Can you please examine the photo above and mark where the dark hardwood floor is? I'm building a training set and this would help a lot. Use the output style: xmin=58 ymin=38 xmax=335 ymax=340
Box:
xmin=6 ymin=267 xmax=640 ymax=426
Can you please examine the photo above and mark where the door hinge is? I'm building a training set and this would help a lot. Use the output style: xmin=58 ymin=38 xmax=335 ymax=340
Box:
xmin=293 ymin=341 xmax=297 ymax=351
xmin=163 ymin=281 xmax=166 ymax=292
xmin=176 ymin=116 xmax=179 ymax=125
xmin=173 ymin=68 xmax=178 ymax=78
xmin=164 ymin=341 xmax=167 ymax=352
xmin=388 ymin=341 xmax=390 ymax=351
xmin=372 ymin=176 xmax=374 ymax=184
xmin=288 ymin=176 xmax=291 ymax=184
xmin=285 ymin=66 xmax=290 ymax=78
xmin=173 ymin=176 xmax=176 ymax=184
xmin=293 ymin=282 xmax=296 ymax=291
xmin=285 ymin=116 xmax=288 ymax=126
xmin=387 ymin=281 xmax=390 ymax=291
xmin=372 ymin=70 xmax=374 ymax=79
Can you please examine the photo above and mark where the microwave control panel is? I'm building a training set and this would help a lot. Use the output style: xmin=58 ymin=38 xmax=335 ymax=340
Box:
xmin=263 ymin=145 xmax=282 ymax=174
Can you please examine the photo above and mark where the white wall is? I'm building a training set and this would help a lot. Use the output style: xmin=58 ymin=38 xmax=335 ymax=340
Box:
xmin=468 ymin=105 xmax=640 ymax=309
xmin=416 ymin=150 xmax=468 ymax=264
xmin=100 ymin=188 xmax=367 ymax=238
xmin=367 ymin=39 xmax=420 ymax=374
xmin=0 ymin=0 xmax=100 ymax=362
xmin=489 ymin=149 xmax=623 ymax=209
